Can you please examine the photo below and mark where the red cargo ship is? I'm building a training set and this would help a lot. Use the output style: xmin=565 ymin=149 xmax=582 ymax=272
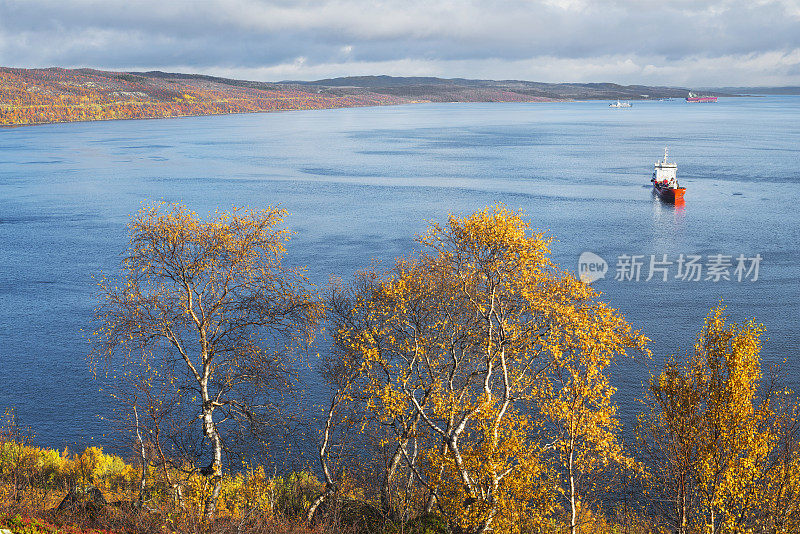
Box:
xmin=686 ymin=91 xmax=717 ymax=103
xmin=651 ymin=147 xmax=686 ymax=202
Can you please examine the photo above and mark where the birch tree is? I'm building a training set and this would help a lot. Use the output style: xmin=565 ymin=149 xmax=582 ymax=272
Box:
xmin=330 ymin=206 xmax=647 ymax=534
xmin=638 ymin=357 xmax=703 ymax=534
xmin=539 ymin=337 xmax=639 ymax=534
xmin=91 ymin=203 xmax=321 ymax=521
xmin=640 ymin=305 xmax=788 ymax=533
xmin=692 ymin=306 xmax=772 ymax=534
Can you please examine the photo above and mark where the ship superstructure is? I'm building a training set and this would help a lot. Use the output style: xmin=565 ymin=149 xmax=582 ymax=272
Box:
xmin=651 ymin=147 xmax=685 ymax=202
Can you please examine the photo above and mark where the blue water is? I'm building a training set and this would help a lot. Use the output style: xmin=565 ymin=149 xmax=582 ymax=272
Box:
xmin=1 ymin=97 xmax=799 ymax=450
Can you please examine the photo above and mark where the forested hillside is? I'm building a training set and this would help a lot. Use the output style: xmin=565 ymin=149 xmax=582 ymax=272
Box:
xmin=0 ymin=67 xmax=712 ymax=127
xmin=0 ymin=68 xmax=411 ymax=126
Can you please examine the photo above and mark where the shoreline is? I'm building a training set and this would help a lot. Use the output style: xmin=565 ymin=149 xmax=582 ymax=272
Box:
xmin=0 ymin=98 xmax=569 ymax=129
xmin=1 ymin=66 xmax=728 ymax=129
xmin=3 ymin=95 xmax=758 ymax=129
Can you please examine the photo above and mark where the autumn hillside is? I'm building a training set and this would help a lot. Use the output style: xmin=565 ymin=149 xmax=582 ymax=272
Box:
xmin=0 ymin=67 xmax=414 ymax=126
xmin=0 ymin=67 xmax=710 ymax=127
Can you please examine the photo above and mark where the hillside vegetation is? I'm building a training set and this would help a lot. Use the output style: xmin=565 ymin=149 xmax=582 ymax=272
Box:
xmin=0 ymin=68 xmax=410 ymax=126
xmin=0 ymin=67 xmax=706 ymax=127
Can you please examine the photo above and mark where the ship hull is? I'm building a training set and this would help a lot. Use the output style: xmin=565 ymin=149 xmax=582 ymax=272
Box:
xmin=686 ymin=96 xmax=717 ymax=103
xmin=653 ymin=183 xmax=686 ymax=202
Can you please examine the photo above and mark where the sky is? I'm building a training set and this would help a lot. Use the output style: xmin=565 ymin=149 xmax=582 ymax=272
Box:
xmin=1 ymin=0 xmax=799 ymax=86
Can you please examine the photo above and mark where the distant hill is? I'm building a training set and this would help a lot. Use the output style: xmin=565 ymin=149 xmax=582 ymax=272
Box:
xmin=286 ymin=75 xmax=696 ymax=101
xmin=712 ymin=86 xmax=800 ymax=95
xmin=0 ymin=67 xmax=725 ymax=127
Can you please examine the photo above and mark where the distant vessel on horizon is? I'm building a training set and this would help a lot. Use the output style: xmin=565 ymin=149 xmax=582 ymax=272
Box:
xmin=651 ymin=147 xmax=686 ymax=202
xmin=609 ymin=100 xmax=632 ymax=108
xmin=686 ymin=91 xmax=718 ymax=103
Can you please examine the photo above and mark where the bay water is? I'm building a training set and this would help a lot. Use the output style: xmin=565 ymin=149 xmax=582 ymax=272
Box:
xmin=1 ymin=97 xmax=798 ymax=450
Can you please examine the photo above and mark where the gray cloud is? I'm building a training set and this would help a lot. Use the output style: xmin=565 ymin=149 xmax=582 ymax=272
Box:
xmin=1 ymin=0 xmax=798 ymax=85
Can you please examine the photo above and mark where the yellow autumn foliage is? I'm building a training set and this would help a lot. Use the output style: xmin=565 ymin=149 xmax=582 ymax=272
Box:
xmin=329 ymin=205 xmax=647 ymax=534
xmin=641 ymin=304 xmax=800 ymax=534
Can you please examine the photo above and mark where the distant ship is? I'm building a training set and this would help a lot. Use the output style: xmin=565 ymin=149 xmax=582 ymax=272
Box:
xmin=651 ymin=147 xmax=686 ymax=202
xmin=686 ymin=91 xmax=717 ymax=103
xmin=609 ymin=100 xmax=632 ymax=108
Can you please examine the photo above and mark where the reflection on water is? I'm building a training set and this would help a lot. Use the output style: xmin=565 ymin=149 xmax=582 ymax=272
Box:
xmin=651 ymin=191 xmax=686 ymax=224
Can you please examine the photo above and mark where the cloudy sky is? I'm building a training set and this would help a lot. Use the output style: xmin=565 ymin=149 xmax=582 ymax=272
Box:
xmin=1 ymin=0 xmax=799 ymax=86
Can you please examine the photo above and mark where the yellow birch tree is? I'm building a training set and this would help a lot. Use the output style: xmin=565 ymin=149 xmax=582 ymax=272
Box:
xmin=641 ymin=305 xmax=787 ymax=534
xmin=91 ymin=203 xmax=321 ymax=521
xmin=693 ymin=306 xmax=772 ymax=534
xmin=330 ymin=206 xmax=647 ymax=534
